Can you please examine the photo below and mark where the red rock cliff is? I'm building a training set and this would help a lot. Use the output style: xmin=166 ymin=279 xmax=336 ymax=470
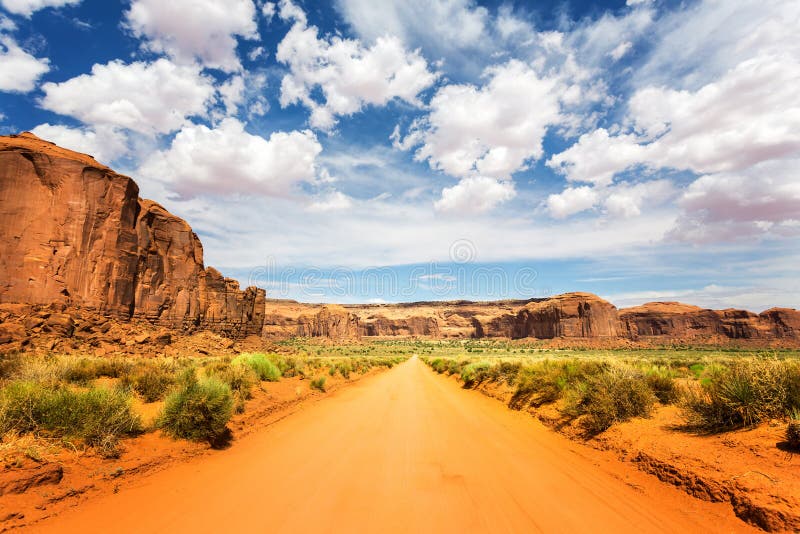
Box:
xmin=0 ymin=133 xmax=264 ymax=337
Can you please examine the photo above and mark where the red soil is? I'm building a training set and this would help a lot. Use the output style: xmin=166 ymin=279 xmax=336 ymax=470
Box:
xmin=26 ymin=358 xmax=753 ymax=533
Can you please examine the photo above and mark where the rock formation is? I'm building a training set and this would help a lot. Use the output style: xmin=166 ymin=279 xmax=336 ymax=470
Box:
xmin=263 ymin=294 xmax=800 ymax=345
xmin=475 ymin=293 xmax=620 ymax=339
xmin=0 ymin=133 xmax=265 ymax=337
xmin=619 ymin=302 xmax=800 ymax=342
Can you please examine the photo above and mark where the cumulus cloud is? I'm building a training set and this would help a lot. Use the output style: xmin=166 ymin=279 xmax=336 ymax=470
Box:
xmin=40 ymin=59 xmax=215 ymax=135
xmin=137 ymin=118 xmax=322 ymax=199
xmin=0 ymin=18 xmax=49 ymax=93
xmin=0 ymin=0 xmax=80 ymax=16
xmin=397 ymin=60 xmax=563 ymax=180
xmin=546 ymin=186 xmax=598 ymax=219
xmin=434 ymin=176 xmax=515 ymax=214
xmin=549 ymin=53 xmax=800 ymax=184
xmin=276 ymin=1 xmax=438 ymax=131
xmin=0 ymin=35 xmax=49 ymax=93
xmin=124 ymin=0 xmax=258 ymax=72
xmin=30 ymin=123 xmax=128 ymax=164
xmin=546 ymin=180 xmax=674 ymax=220
xmin=547 ymin=129 xmax=645 ymax=186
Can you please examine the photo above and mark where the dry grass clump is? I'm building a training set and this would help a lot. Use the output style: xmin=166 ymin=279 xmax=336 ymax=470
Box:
xmin=566 ymin=368 xmax=656 ymax=435
xmin=310 ymin=376 xmax=327 ymax=392
xmin=158 ymin=370 xmax=234 ymax=446
xmin=232 ymin=353 xmax=282 ymax=381
xmin=0 ymin=381 xmax=141 ymax=457
xmin=682 ymin=359 xmax=800 ymax=430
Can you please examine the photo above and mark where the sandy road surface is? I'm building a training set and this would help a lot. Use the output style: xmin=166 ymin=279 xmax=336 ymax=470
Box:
xmin=31 ymin=357 xmax=753 ymax=533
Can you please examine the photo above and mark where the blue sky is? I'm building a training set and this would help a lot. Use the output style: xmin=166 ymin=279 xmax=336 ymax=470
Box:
xmin=1 ymin=0 xmax=798 ymax=310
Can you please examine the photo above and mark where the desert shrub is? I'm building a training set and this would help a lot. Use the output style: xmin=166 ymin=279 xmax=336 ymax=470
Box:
xmin=336 ymin=361 xmax=352 ymax=379
xmin=207 ymin=362 xmax=257 ymax=414
xmin=310 ymin=376 xmax=327 ymax=392
xmin=232 ymin=353 xmax=281 ymax=382
xmin=645 ymin=368 xmax=679 ymax=404
xmin=568 ymin=368 xmax=655 ymax=435
xmin=460 ymin=361 xmax=490 ymax=387
xmin=159 ymin=371 xmax=234 ymax=444
xmin=211 ymin=363 xmax=256 ymax=397
xmin=122 ymin=365 xmax=176 ymax=403
xmin=491 ymin=361 xmax=522 ymax=385
xmin=682 ymin=359 xmax=794 ymax=430
xmin=0 ymin=381 xmax=141 ymax=451
xmin=511 ymin=360 xmax=607 ymax=409
xmin=429 ymin=358 xmax=448 ymax=374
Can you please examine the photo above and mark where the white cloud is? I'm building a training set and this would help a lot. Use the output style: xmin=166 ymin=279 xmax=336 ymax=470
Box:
xmin=307 ymin=191 xmax=353 ymax=212
xmin=604 ymin=180 xmax=674 ymax=218
xmin=261 ymin=1 xmax=276 ymax=20
xmin=0 ymin=0 xmax=79 ymax=16
xmin=434 ymin=176 xmax=515 ymax=214
xmin=549 ymin=53 xmax=800 ymax=184
xmin=398 ymin=60 xmax=563 ymax=180
xmin=566 ymin=6 xmax=653 ymax=68
xmin=0 ymin=35 xmax=49 ymax=93
xmin=635 ymin=0 xmax=800 ymax=90
xmin=671 ymin=158 xmax=800 ymax=242
xmin=546 ymin=180 xmax=674 ymax=220
xmin=40 ymin=59 xmax=215 ymax=135
xmin=546 ymin=186 xmax=598 ymax=219
xmin=124 ymin=0 xmax=258 ymax=72
xmin=276 ymin=1 xmax=438 ymax=130
xmin=609 ymin=41 xmax=632 ymax=61
xmin=30 ymin=123 xmax=128 ymax=164
xmin=137 ymin=118 xmax=322 ymax=198
xmin=335 ymin=0 xmax=490 ymax=52
xmin=247 ymin=46 xmax=266 ymax=61
xmin=547 ymin=129 xmax=645 ymax=186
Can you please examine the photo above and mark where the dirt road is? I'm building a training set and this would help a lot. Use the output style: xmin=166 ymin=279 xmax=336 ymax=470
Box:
xmin=31 ymin=357 xmax=753 ymax=533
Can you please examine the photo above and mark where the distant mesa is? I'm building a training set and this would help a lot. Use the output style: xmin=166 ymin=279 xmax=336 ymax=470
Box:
xmin=0 ymin=133 xmax=798 ymax=348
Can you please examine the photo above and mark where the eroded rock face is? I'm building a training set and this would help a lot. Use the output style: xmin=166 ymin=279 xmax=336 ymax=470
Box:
xmin=296 ymin=306 xmax=360 ymax=339
xmin=0 ymin=133 xmax=264 ymax=338
xmin=476 ymin=293 xmax=621 ymax=339
xmin=264 ymin=294 xmax=800 ymax=344
xmin=619 ymin=302 xmax=800 ymax=342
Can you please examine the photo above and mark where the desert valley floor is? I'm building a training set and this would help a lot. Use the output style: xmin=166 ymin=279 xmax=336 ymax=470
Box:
xmin=28 ymin=357 xmax=754 ymax=534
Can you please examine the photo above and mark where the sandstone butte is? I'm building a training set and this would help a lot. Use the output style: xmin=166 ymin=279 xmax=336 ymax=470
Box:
xmin=1 ymin=132 xmax=799 ymax=348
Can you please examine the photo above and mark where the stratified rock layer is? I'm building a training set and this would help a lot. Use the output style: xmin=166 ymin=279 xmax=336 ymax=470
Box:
xmin=0 ymin=133 xmax=264 ymax=337
xmin=263 ymin=295 xmax=800 ymax=345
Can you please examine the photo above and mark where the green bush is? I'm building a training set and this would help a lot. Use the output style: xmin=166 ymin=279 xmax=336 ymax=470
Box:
xmin=682 ymin=359 xmax=796 ymax=430
xmin=0 ymin=381 xmax=141 ymax=451
xmin=645 ymin=368 xmax=678 ymax=404
xmin=123 ymin=365 xmax=176 ymax=403
xmin=310 ymin=376 xmax=327 ymax=392
xmin=460 ymin=361 xmax=490 ymax=387
xmin=232 ymin=353 xmax=281 ymax=382
xmin=159 ymin=372 xmax=234 ymax=445
xmin=568 ymin=369 xmax=655 ymax=435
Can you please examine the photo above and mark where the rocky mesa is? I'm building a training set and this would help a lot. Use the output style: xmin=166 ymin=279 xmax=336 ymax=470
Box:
xmin=0 ymin=133 xmax=265 ymax=338
xmin=262 ymin=293 xmax=800 ymax=345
